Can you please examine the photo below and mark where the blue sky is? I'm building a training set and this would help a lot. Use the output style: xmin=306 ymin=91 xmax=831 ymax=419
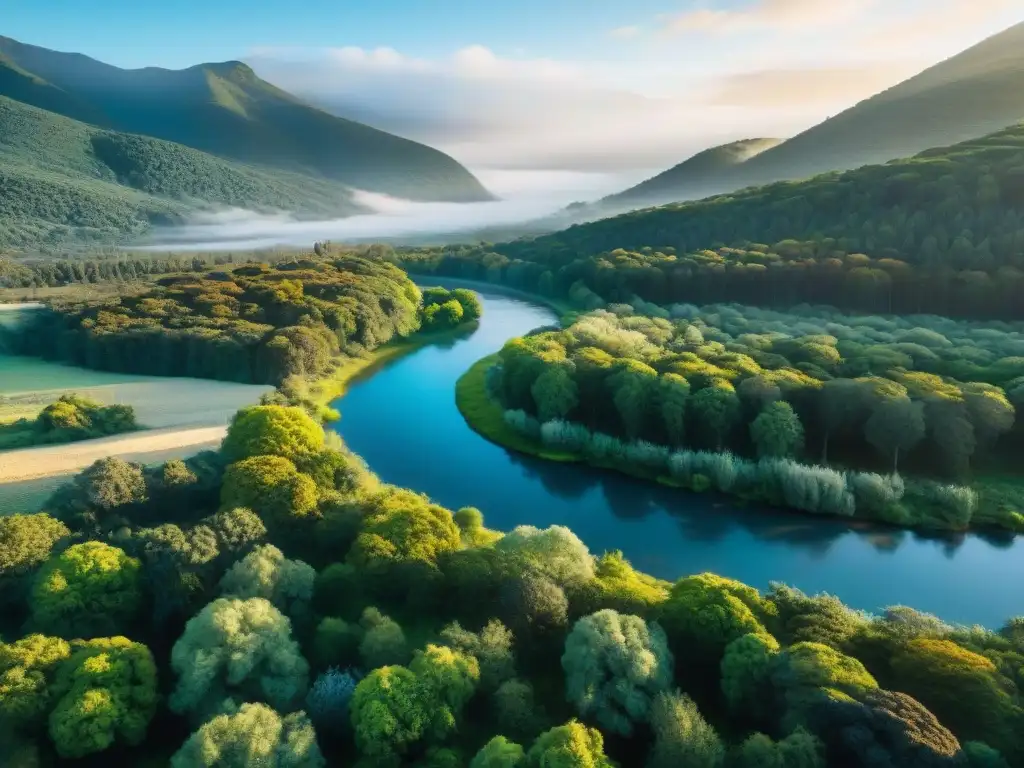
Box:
xmin=6 ymin=0 xmax=1023 ymax=181
xmin=4 ymin=0 xmax=680 ymax=69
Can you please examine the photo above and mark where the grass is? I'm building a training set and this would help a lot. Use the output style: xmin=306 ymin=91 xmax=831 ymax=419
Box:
xmin=455 ymin=354 xmax=579 ymax=463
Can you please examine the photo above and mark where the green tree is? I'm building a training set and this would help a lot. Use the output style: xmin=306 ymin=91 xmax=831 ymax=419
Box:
xmin=658 ymin=573 xmax=772 ymax=666
xmin=659 ymin=373 xmax=690 ymax=446
xmin=562 ymin=609 xmax=674 ymax=735
xmin=359 ymin=607 xmax=412 ymax=669
xmin=750 ymin=401 xmax=805 ymax=459
xmin=0 ymin=513 xmax=70 ymax=579
xmin=531 ymin=365 xmax=579 ymax=422
xmin=410 ymin=643 xmax=480 ymax=737
xmin=647 ymin=691 xmax=724 ymax=768
xmin=526 ymin=720 xmax=613 ymax=768
xmin=439 ymin=619 xmax=515 ymax=691
xmin=30 ymin=541 xmax=142 ymax=637
xmin=171 ymin=701 xmax=325 ymax=767
xmin=690 ymin=382 xmax=741 ymax=450
xmin=221 ymin=405 xmax=325 ymax=464
xmin=220 ymin=456 xmax=318 ymax=529
xmin=169 ymin=597 xmax=310 ymax=717
xmin=219 ymin=544 xmax=315 ymax=620
xmin=48 ymin=636 xmax=158 ymax=758
xmin=610 ymin=360 xmax=658 ymax=440
xmin=864 ymin=396 xmax=925 ymax=472
xmin=721 ymin=632 xmax=780 ymax=720
xmin=350 ymin=665 xmax=430 ymax=765
xmin=0 ymin=634 xmax=71 ymax=730
xmin=889 ymin=638 xmax=1017 ymax=756
xmin=731 ymin=729 xmax=824 ymax=768
xmin=472 ymin=736 xmax=526 ymax=768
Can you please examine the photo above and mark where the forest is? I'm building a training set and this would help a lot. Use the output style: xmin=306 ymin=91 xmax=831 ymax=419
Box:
xmin=392 ymin=123 xmax=1024 ymax=320
xmin=480 ymin=305 xmax=1024 ymax=531
xmin=0 ymin=393 xmax=138 ymax=450
xmin=2 ymin=399 xmax=1022 ymax=767
xmin=2 ymin=255 xmax=423 ymax=385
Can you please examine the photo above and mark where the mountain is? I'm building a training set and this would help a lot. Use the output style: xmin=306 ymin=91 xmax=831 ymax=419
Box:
xmin=495 ymin=121 xmax=1024 ymax=274
xmin=0 ymin=36 xmax=491 ymax=204
xmin=0 ymin=96 xmax=367 ymax=249
xmin=731 ymin=21 xmax=1024 ymax=190
xmin=598 ymin=138 xmax=783 ymax=210
xmin=584 ymin=21 xmax=1024 ymax=216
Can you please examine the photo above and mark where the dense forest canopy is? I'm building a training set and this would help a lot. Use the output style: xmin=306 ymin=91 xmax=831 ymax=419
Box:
xmin=395 ymin=123 xmax=1024 ymax=320
xmin=3 ymin=255 xmax=421 ymax=384
xmin=3 ymin=398 xmax=1024 ymax=766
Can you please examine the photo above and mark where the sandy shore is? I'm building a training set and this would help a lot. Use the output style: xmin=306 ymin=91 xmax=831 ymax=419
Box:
xmin=0 ymin=426 xmax=227 ymax=483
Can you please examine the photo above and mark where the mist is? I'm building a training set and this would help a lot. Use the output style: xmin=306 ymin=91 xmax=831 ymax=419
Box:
xmin=140 ymin=169 xmax=647 ymax=252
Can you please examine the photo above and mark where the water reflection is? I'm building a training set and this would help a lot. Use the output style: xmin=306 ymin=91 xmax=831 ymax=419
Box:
xmin=333 ymin=287 xmax=1024 ymax=627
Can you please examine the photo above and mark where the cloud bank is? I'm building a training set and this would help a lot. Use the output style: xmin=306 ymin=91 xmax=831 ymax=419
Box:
xmin=141 ymin=176 xmax=633 ymax=251
xmin=246 ymin=0 xmax=1021 ymax=178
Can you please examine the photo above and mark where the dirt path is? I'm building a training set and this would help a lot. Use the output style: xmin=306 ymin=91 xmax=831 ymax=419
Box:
xmin=0 ymin=426 xmax=227 ymax=482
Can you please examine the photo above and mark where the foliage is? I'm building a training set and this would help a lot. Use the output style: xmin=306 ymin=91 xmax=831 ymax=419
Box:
xmin=219 ymin=544 xmax=315 ymax=620
xmin=472 ymin=736 xmax=526 ymax=768
xmin=0 ymin=634 xmax=71 ymax=730
xmin=421 ymin=286 xmax=482 ymax=329
xmin=889 ymin=638 xmax=1018 ymax=755
xmin=525 ymin=720 xmax=613 ymax=768
xmin=562 ymin=609 xmax=673 ymax=735
xmin=0 ymin=393 xmax=137 ymax=450
xmin=731 ymin=729 xmax=824 ymax=768
xmin=647 ymin=691 xmax=725 ymax=768
xmin=221 ymin=405 xmax=325 ymax=464
xmin=439 ymin=619 xmax=516 ymax=691
xmin=30 ymin=541 xmax=142 ymax=637
xmin=494 ymin=525 xmax=595 ymax=588
xmin=305 ymin=667 xmax=361 ymax=727
xmin=0 ymin=513 xmax=70 ymax=579
xmin=169 ymin=597 xmax=310 ymax=718
xmin=170 ymin=701 xmax=325 ymax=767
xmin=220 ymin=456 xmax=319 ymax=530
xmin=47 ymin=636 xmax=158 ymax=758
xmin=10 ymin=256 xmax=422 ymax=384
xmin=720 ymin=632 xmax=780 ymax=720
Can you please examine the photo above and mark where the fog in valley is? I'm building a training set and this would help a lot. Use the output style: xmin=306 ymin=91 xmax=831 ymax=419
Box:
xmin=141 ymin=170 xmax=650 ymax=251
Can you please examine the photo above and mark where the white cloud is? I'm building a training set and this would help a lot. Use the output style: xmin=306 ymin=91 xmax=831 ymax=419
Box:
xmin=609 ymin=25 xmax=641 ymax=39
xmin=661 ymin=0 xmax=869 ymax=35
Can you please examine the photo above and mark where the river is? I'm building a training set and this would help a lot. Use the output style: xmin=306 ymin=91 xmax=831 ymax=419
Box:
xmin=331 ymin=286 xmax=1024 ymax=628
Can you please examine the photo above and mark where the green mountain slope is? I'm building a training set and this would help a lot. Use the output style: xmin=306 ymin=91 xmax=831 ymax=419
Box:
xmin=732 ymin=21 xmax=1024 ymax=190
xmin=0 ymin=96 xmax=366 ymax=249
xmin=498 ymin=121 xmax=1024 ymax=271
xmin=600 ymin=138 xmax=783 ymax=209
xmin=0 ymin=36 xmax=491 ymax=203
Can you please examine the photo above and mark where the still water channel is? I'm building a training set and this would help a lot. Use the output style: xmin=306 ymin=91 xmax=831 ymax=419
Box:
xmin=332 ymin=286 xmax=1024 ymax=628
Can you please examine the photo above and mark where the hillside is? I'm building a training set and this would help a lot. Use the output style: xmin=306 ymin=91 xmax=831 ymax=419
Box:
xmin=0 ymin=96 xmax=366 ymax=249
xmin=599 ymin=138 xmax=783 ymax=210
xmin=582 ymin=21 xmax=1024 ymax=216
xmin=0 ymin=36 xmax=491 ymax=203
xmin=732 ymin=21 xmax=1024 ymax=190
xmin=397 ymin=122 xmax=1024 ymax=319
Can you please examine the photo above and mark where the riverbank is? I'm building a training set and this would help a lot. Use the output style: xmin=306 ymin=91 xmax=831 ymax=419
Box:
xmin=456 ymin=355 xmax=1021 ymax=536
xmin=308 ymin=322 xmax=480 ymax=411
xmin=403 ymin=272 xmax=578 ymax=320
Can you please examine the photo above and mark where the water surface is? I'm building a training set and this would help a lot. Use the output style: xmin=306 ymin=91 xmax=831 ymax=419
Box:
xmin=332 ymin=288 xmax=1024 ymax=628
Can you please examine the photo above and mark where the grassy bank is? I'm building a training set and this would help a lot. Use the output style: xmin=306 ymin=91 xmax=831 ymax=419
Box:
xmin=308 ymin=322 xmax=480 ymax=411
xmin=455 ymin=354 xmax=577 ymax=462
xmin=457 ymin=356 xmax=1023 ymax=536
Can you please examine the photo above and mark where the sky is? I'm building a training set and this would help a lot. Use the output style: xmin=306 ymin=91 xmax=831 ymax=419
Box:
xmin=5 ymin=0 xmax=1024 ymax=196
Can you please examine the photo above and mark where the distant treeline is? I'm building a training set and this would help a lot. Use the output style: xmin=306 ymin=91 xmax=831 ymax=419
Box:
xmin=4 ymin=255 xmax=421 ymax=385
xmin=392 ymin=124 xmax=1024 ymax=320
